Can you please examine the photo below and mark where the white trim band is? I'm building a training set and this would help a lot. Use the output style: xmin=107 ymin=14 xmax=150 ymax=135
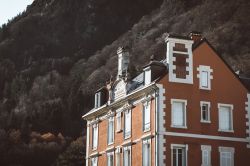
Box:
xmin=161 ymin=131 xmax=248 ymax=142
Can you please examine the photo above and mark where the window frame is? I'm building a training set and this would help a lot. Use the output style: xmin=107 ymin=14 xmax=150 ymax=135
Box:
xmin=115 ymin=147 xmax=122 ymax=166
xmin=92 ymin=123 xmax=98 ymax=150
xmin=197 ymin=65 xmax=213 ymax=90
xmin=142 ymin=139 xmax=151 ymax=166
xmin=171 ymin=99 xmax=187 ymax=129
xmin=107 ymin=116 xmax=115 ymax=145
xmin=201 ymin=145 xmax=211 ymax=166
xmin=116 ymin=111 xmax=122 ymax=133
xmin=107 ymin=151 xmax=114 ymax=166
xmin=143 ymin=101 xmax=151 ymax=132
xmin=124 ymin=109 xmax=131 ymax=139
xmin=123 ymin=146 xmax=131 ymax=166
xmin=171 ymin=144 xmax=188 ymax=166
xmin=95 ymin=92 xmax=101 ymax=108
xmin=200 ymin=101 xmax=211 ymax=123
xmin=218 ymin=103 xmax=234 ymax=132
xmin=219 ymin=146 xmax=235 ymax=166
xmin=91 ymin=157 xmax=98 ymax=166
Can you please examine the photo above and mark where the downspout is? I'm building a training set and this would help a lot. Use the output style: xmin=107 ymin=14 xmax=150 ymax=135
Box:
xmin=153 ymin=86 xmax=159 ymax=166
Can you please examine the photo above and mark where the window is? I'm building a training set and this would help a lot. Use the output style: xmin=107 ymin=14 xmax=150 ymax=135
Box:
xmin=218 ymin=104 xmax=233 ymax=132
xmin=115 ymin=147 xmax=121 ymax=166
xmin=116 ymin=112 xmax=122 ymax=132
xmin=143 ymin=102 xmax=151 ymax=131
xmin=219 ymin=147 xmax=234 ymax=166
xmin=124 ymin=110 xmax=131 ymax=139
xmin=107 ymin=152 xmax=114 ymax=166
xmin=142 ymin=139 xmax=151 ymax=166
xmin=201 ymin=145 xmax=211 ymax=166
xmin=171 ymin=99 xmax=187 ymax=128
xmin=201 ymin=71 xmax=208 ymax=88
xmin=91 ymin=157 xmax=98 ymax=166
xmin=200 ymin=101 xmax=211 ymax=123
xmin=123 ymin=146 xmax=131 ymax=166
xmin=92 ymin=124 xmax=98 ymax=150
xmin=95 ymin=92 xmax=101 ymax=108
xmin=171 ymin=144 xmax=188 ymax=166
xmin=198 ymin=65 xmax=213 ymax=90
xmin=108 ymin=117 xmax=114 ymax=145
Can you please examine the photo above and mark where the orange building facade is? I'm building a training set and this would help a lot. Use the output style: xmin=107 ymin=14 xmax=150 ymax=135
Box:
xmin=82 ymin=32 xmax=250 ymax=166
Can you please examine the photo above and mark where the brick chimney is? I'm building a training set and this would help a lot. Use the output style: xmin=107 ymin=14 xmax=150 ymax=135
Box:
xmin=189 ymin=31 xmax=203 ymax=43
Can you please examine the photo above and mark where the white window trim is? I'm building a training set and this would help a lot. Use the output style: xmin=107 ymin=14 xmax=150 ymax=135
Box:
xmin=219 ymin=146 xmax=235 ymax=166
xmin=171 ymin=99 xmax=187 ymax=129
xmin=92 ymin=123 xmax=98 ymax=150
xmin=197 ymin=65 xmax=213 ymax=90
xmin=171 ymin=144 xmax=188 ymax=166
xmin=200 ymin=101 xmax=211 ymax=123
xmin=107 ymin=151 xmax=114 ymax=166
xmin=142 ymin=101 xmax=151 ymax=132
xmin=142 ymin=138 xmax=151 ymax=166
xmin=201 ymin=145 xmax=211 ymax=166
xmin=218 ymin=103 xmax=234 ymax=133
xmin=123 ymin=146 xmax=132 ymax=166
xmin=124 ymin=109 xmax=132 ymax=139
xmin=108 ymin=117 xmax=115 ymax=145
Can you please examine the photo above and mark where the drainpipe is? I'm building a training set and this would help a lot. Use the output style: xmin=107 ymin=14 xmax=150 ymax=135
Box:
xmin=153 ymin=86 xmax=159 ymax=166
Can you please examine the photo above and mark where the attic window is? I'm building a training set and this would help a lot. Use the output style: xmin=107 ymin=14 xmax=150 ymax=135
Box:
xmin=94 ymin=92 xmax=101 ymax=108
xmin=197 ymin=65 xmax=213 ymax=90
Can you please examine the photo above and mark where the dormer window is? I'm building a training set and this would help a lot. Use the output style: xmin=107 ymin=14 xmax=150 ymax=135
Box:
xmin=113 ymin=80 xmax=126 ymax=101
xmin=197 ymin=65 xmax=213 ymax=90
xmin=94 ymin=92 xmax=101 ymax=108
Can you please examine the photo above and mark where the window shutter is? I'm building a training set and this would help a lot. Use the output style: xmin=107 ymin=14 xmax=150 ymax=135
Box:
xmin=144 ymin=104 xmax=150 ymax=130
xmin=173 ymin=102 xmax=184 ymax=126
xmin=201 ymin=71 xmax=208 ymax=87
xmin=219 ymin=107 xmax=230 ymax=130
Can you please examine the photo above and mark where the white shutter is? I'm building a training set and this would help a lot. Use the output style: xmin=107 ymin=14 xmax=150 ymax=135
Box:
xmin=219 ymin=106 xmax=230 ymax=130
xmin=144 ymin=103 xmax=150 ymax=130
xmin=116 ymin=112 xmax=121 ymax=132
xmin=125 ymin=110 xmax=131 ymax=137
xmin=201 ymin=71 xmax=208 ymax=87
xmin=115 ymin=151 xmax=120 ymax=166
xmin=173 ymin=102 xmax=184 ymax=126
xmin=93 ymin=125 xmax=98 ymax=149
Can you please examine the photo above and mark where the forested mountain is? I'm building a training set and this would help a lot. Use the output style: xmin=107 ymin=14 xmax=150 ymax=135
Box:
xmin=0 ymin=0 xmax=250 ymax=165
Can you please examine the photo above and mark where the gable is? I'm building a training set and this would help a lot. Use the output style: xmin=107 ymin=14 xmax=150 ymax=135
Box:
xmin=193 ymin=39 xmax=249 ymax=93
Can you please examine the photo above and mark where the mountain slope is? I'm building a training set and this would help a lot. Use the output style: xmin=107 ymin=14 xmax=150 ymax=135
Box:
xmin=1 ymin=0 xmax=250 ymax=165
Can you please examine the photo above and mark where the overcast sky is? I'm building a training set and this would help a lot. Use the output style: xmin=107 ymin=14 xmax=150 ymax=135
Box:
xmin=0 ymin=0 xmax=34 ymax=26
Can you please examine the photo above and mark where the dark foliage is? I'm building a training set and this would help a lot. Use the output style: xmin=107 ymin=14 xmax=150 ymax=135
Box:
xmin=1 ymin=0 xmax=250 ymax=165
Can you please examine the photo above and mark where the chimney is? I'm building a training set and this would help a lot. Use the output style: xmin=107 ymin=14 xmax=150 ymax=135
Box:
xmin=165 ymin=33 xmax=194 ymax=84
xmin=117 ymin=46 xmax=130 ymax=78
xmin=189 ymin=31 xmax=202 ymax=43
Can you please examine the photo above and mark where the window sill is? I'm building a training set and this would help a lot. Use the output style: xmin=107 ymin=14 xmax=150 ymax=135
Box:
xmin=218 ymin=129 xmax=234 ymax=133
xmin=143 ymin=128 xmax=151 ymax=133
xmin=200 ymin=120 xmax=211 ymax=123
xmin=199 ymin=87 xmax=211 ymax=91
xmin=116 ymin=129 xmax=123 ymax=133
xmin=108 ymin=142 xmax=114 ymax=146
xmin=124 ymin=135 xmax=131 ymax=140
xmin=171 ymin=125 xmax=187 ymax=129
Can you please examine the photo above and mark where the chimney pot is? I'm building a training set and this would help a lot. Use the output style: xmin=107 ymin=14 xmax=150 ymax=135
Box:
xmin=189 ymin=31 xmax=202 ymax=43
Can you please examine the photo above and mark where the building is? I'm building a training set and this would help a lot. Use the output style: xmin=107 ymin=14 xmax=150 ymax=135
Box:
xmin=82 ymin=32 xmax=250 ymax=166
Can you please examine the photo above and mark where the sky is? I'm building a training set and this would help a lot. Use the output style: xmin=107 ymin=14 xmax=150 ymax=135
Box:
xmin=0 ymin=0 xmax=34 ymax=26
